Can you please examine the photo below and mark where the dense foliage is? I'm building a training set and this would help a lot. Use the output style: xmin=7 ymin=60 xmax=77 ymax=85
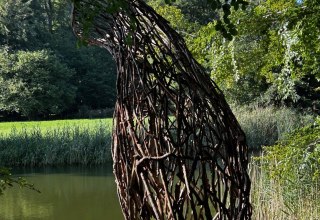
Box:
xmin=0 ymin=0 xmax=116 ymax=120
xmin=149 ymin=0 xmax=320 ymax=113
xmin=263 ymin=117 xmax=320 ymax=194
xmin=0 ymin=50 xmax=76 ymax=118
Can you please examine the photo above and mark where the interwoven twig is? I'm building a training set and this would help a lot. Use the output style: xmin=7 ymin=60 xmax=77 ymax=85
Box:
xmin=72 ymin=1 xmax=252 ymax=219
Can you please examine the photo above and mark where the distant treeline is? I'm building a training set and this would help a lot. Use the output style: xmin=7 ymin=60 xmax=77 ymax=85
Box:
xmin=0 ymin=0 xmax=117 ymax=120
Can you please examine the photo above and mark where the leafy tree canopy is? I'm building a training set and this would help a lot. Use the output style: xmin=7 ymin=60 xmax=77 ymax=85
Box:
xmin=0 ymin=0 xmax=117 ymax=119
xmin=151 ymin=0 xmax=320 ymax=112
xmin=0 ymin=49 xmax=76 ymax=119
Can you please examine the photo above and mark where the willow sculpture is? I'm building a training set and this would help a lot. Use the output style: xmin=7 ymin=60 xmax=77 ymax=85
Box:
xmin=72 ymin=1 xmax=251 ymax=219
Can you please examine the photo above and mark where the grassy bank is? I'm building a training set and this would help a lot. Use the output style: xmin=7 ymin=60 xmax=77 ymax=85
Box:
xmin=0 ymin=119 xmax=113 ymax=166
xmin=0 ymin=107 xmax=315 ymax=166
xmin=251 ymin=118 xmax=320 ymax=219
xmin=250 ymin=159 xmax=320 ymax=219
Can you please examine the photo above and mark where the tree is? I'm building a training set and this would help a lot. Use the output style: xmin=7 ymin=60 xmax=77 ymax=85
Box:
xmin=0 ymin=0 xmax=34 ymax=49
xmin=0 ymin=49 xmax=76 ymax=119
xmin=160 ymin=0 xmax=320 ymax=111
xmin=147 ymin=0 xmax=217 ymax=25
xmin=51 ymin=32 xmax=117 ymax=111
xmin=236 ymin=0 xmax=320 ymax=111
xmin=0 ymin=0 xmax=117 ymax=119
xmin=0 ymin=0 xmax=55 ymax=50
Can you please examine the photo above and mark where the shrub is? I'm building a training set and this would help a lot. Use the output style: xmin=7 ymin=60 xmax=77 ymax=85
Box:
xmin=77 ymin=106 xmax=114 ymax=119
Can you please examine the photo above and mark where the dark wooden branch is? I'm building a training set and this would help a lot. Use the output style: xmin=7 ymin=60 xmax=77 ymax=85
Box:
xmin=72 ymin=0 xmax=252 ymax=219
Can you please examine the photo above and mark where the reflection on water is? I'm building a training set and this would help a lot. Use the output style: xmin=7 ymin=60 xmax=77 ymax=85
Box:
xmin=0 ymin=165 xmax=123 ymax=220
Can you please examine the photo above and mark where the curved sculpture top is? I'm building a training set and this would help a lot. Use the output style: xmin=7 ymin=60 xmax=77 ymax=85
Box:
xmin=72 ymin=1 xmax=252 ymax=219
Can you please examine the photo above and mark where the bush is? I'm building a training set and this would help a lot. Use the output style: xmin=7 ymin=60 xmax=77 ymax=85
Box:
xmin=232 ymin=105 xmax=315 ymax=150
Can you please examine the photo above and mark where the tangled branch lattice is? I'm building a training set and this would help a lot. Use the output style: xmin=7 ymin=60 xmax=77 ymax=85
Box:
xmin=72 ymin=1 xmax=251 ymax=219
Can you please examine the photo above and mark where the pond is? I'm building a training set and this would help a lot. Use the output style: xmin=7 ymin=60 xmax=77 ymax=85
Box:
xmin=0 ymin=165 xmax=123 ymax=220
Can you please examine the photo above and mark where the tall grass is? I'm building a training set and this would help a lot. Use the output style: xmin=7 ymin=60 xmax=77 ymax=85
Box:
xmin=0 ymin=119 xmax=113 ymax=166
xmin=0 ymin=106 xmax=315 ymax=165
xmin=232 ymin=106 xmax=315 ymax=150
xmin=250 ymin=117 xmax=320 ymax=219
xmin=250 ymin=157 xmax=319 ymax=220
xmin=0 ymin=119 xmax=113 ymax=135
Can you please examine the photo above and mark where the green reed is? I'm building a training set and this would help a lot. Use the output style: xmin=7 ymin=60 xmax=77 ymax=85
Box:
xmin=0 ymin=119 xmax=113 ymax=166
xmin=250 ymin=156 xmax=319 ymax=220
xmin=232 ymin=106 xmax=315 ymax=150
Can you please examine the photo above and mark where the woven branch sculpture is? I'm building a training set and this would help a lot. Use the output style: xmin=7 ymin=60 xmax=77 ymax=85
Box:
xmin=72 ymin=1 xmax=251 ymax=219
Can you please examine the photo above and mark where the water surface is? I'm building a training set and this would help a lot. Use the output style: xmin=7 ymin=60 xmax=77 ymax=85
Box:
xmin=0 ymin=165 xmax=123 ymax=220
